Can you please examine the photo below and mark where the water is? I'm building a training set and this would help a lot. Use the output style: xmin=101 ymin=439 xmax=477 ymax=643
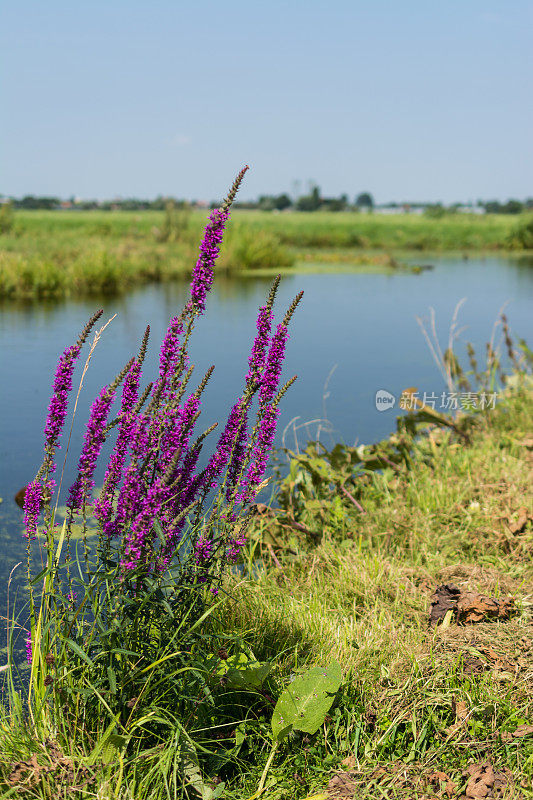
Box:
xmin=1 ymin=254 xmax=532 ymax=623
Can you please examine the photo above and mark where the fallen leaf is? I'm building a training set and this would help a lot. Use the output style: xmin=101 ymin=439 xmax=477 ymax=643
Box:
xmin=460 ymin=762 xmax=511 ymax=799
xmin=456 ymin=593 xmax=516 ymax=624
xmin=429 ymin=584 xmax=461 ymax=627
xmin=327 ymin=770 xmax=357 ymax=798
xmin=446 ymin=698 xmax=470 ymax=735
xmin=513 ymin=724 xmax=533 ymax=738
xmin=427 ymin=770 xmax=457 ymax=798
xmin=462 ymin=653 xmax=487 ymax=675
xmin=465 ymin=762 xmax=495 ymax=798
xmin=340 ymin=755 xmax=357 ymax=770
xmin=454 ymin=699 xmax=469 ymax=721
xmin=507 ymin=506 xmax=531 ymax=535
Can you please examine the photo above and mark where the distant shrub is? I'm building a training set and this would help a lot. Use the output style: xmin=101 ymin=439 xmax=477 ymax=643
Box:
xmin=0 ymin=201 xmax=14 ymax=233
xmin=506 ymin=215 xmax=533 ymax=250
xmin=221 ymin=226 xmax=294 ymax=270
xmin=152 ymin=200 xmax=192 ymax=242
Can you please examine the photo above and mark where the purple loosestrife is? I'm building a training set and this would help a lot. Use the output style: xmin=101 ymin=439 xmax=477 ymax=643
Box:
xmin=243 ymin=404 xmax=279 ymax=501
xmin=67 ymin=385 xmax=117 ymax=512
xmin=188 ymin=165 xmax=248 ymax=315
xmin=25 ymin=632 xmax=32 ymax=664
xmin=258 ymin=322 xmax=290 ymax=407
xmin=158 ymin=316 xmax=184 ymax=380
xmin=23 ymin=480 xmax=42 ymax=540
xmin=246 ymin=304 xmax=274 ymax=387
xmin=105 ymin=414 xmax=150 ymax=538
xmin=158 ymin=394 xmax=201 ymax=477
xmin=245 ymin=276 xmax=280 ymax=388
xmin=123 ymin=477 xmax=166 ymax=571
xmin=189 ymin=209 xmax=229 ymax=315
xmin=42 ymin=310 xmax=103 ymax=483
xmin=225 ymin=406 xmax=248 ymax=501
xmin=194 ymin=535 xmax=214 ymax=565
xmin=93 ymin=361 xmax=141 ymax=530
xmin=203 ymin=397 xmax=247 ymax=490
xmin=227 ymin=533 xmax=247 ymax=563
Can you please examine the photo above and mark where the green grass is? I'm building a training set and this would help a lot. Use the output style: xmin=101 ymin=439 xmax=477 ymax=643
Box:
xmin=0 ymin=209 xmax=529 ymax=300
xmin=231 ymin=209 xmax=522 ymax=251
xmin=1 ymin=381 xmax=531 ymax=798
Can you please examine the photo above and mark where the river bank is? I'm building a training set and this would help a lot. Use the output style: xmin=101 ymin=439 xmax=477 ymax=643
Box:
xmin=1 ymin=209 xmax=531 ymax=300
xmin=1 ymin=376 xmax=532 ymax=798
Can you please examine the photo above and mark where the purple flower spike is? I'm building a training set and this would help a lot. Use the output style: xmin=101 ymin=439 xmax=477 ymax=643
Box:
xmin=44 ymin=343 xmax=82 ymax=476
xmin=93 ymin=361 xmax=140 ymax=529
xmin=23 ymin=480 xmax=42 ymax=540
xmin=67 ymin=385 xmax=116 ymax=512
xmin=122 ymin=478 xmax=165 ymax=570
xmin=25 ymin=632 xmax=32 ymax=663
xmin=189 ymin=209 xmax=229 ymax=314
xmin=246 ymin=304 xmax=273 ymax=387
xmin=194 ymin=535 xmax=214 ymax=565
xmin=227 ymin=534 xmax=247 ymax=563
xmin=259 ymin=323 xmax=289 ymax=407
xmin=204 ymin=397 xmax=246 ymax=490
xmin=158 ymin=316 xmax=184 ymax=380
xmin=242 ymin=404 xmax=279 ymax=503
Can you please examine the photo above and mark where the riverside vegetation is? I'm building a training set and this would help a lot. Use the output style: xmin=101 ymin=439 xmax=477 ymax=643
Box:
xmin=1 ymin=170 xmax=532 ymax=799
xmin=1 ymin=198 xmax=532 ymax=299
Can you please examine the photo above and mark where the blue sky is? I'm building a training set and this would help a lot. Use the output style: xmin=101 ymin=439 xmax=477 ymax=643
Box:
xmin=1 ymin=0 xmax=532 ymax=202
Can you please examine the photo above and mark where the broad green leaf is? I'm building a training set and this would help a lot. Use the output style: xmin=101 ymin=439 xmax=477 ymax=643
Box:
xmin=181 ymin=742 xmax=214 ymax=800
xmin=271 ymin=661 xmax=342 ymax=741
xmin=224 ymin=661 xmax=271 ymax=691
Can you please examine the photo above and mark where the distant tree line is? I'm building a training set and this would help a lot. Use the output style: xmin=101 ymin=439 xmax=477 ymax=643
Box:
xmin=2 ymin=190 xmax=533 ymax=214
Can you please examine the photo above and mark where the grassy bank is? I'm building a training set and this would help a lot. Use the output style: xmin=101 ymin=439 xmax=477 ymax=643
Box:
xmin=0 ymin=209 xmax=530 ymax=300
xmin=2 ymin=378 xmax=531 ymax=798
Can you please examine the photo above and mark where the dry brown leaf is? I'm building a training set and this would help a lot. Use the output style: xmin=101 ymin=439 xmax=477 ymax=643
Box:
xmin=460 ymin=762 xmax=512 ymax=799
xmin=513 ymin=724 xmax=533 ymax=738
xmin=508 ymin=506 xmax=531 ymax=535
xmin=446 ymin=697 xmax=470 ymax=736
xmin=327 ymin=770 xmax=357 ymax=798
xmin=456 ymin=592 xmax=515 ymax=624
xmin=429 ymin=584 xmax=461 ymax=626
xmin=340 ymin=755 xmax=357 ymax=770
xmin=427 ymin=770 xmax=457 ymax=798
xmin=455 ymin=699 xmax=469 ymax=721
xmin=465 ymin=762 xmax=495 ymax=798
xmin=429 ymin=586 xmax=516 ymax=627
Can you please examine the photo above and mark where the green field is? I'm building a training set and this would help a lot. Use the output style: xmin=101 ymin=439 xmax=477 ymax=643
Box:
xmin=0 ymin=208 xmax=530 ymax=299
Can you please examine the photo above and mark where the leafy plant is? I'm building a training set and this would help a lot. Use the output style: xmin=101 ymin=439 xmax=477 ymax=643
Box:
xmin=11 ymin=166 xmax=305 ymax=797
xmin=255 ymin=661 xmax=342 ymax=796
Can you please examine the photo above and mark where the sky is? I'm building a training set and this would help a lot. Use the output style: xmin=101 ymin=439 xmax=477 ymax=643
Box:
xmin=1 ymin=0 xmax=532 ymax=203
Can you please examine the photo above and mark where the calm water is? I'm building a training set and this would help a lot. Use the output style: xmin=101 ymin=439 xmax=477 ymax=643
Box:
xmin=1 ymin=255 xmax=532 ymax=622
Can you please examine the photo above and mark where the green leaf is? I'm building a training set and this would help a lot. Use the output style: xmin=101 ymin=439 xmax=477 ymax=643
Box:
xmin=107 ymin=666 xmax=117 ymax=693
xmin=224 ymin=661 xmax=271 ymax=691
xmin=101 ymin=733 xmax=129 ymax=765
xmin=271 ymin=661 xmax=342 ymax=742
xmin=64 ymin=637 xmax=94 ymax=666
xmin=181 ymin=742 xmax=214 ymax=800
